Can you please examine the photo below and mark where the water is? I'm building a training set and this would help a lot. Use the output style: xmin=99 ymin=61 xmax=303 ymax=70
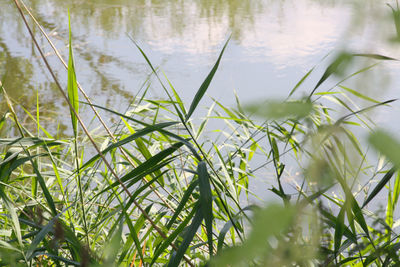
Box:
xmin=2 ymin=0 xmax=400 ymax=203
xmin=3 ymin=0 xmax=399 ymax=121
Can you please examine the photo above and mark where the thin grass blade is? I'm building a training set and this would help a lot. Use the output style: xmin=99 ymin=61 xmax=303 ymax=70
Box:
xmin=198 ymin=161 xmax=214 ymax=256
xmin=67 ymin=11 xmax=79 ymax=137
xmin=334 ymin=206 xmax=346 ymax=253
xmin=166 ymin=179 xmax=199 ymax=229
xmin=151 ymin=206 xmax=197 ymax=266
xmin=167 ymin=208 xmax=203 ymax=267
xmin=362 ymin=168 xmax=396 ymax=208
xmin=185 ymin=36 xmax=230 ymax=121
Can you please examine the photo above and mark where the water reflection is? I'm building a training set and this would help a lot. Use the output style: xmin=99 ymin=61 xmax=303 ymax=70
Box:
xmin=0 ymin=0 xmax=268 ymax=129
xmin=0 ymin=0 xmax=399 ymax=134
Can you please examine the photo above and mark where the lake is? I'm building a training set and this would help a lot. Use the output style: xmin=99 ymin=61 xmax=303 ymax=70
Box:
xmin=2 ymin=0 xmax=399 ymax=123
xmin=2 ymin=0 xmax=400 ymax=200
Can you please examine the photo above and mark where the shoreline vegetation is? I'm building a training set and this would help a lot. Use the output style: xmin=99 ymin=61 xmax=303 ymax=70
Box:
xmin=2 ymin=0 xmax=400 ymax=266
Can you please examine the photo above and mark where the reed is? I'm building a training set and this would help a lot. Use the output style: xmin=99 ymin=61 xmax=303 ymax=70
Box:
xmin=1 ymin=1 xmax=400 ymax=266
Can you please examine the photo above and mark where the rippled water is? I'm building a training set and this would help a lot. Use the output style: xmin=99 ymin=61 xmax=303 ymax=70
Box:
xmin=1 ymin=0 xmax=400 ymax=133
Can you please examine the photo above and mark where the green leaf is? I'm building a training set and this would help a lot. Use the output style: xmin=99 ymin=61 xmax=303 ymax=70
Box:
xmin=0 ymin=153 xmax=50 ymax=184
xmin=288 ymin=67 xmax=314 ymax=98
xmin=185 ymin=36 xmax=230 ymax=121
xmin=0 ymin=190 xmax=23 ymax=249
xmin=217 ymin=205 xmax=256 ymax=252
xmin=106 ymin=142 xmax=183 ymax=190
xmin=362 ymin=168 xmax=396 ymax=208
xmin=334 ymin=206 xmax=346 ymax=253
xmin=339 ymin=85 xmax=380 ymax=104
xmin=246 ymin=100 xmax=313 ymax=120
xmin=0 ymin=151 xmax=19 ymax=183
xmin=319 ymin=208 xmax=357 ymax=244
xmin=0 ymin=112 xmax=8 ymax=131
xmin=310 ymin=51 xmax=396 ymax=96
xmin=0 ymin=137 xmax=66 ymax=148
xmin=353 ymin=53 xmax=397 ymax=61
xmin=336 ymin=173 xmax=369 ymax=236
xmin=310 ymin=51 xmax=353 ymax=96
xmin=166 ymin=180 xmax=199 ymax=229
xmin=81 ymin=102 xmax=202 ymax=160
xmin=198 ymin=161 xmax=214 ymax=256
xmin=25 ymin=148 xmax=57 ymax=216
xmin=211 ymin=203 xmax=295 ymax=266
xmin=369 ymin=129 xmax=400 ymax=168
xmin=270 ymin=137 xmax=279 ymax=163
xmin=151 ymin=206 xmax=197 ymax=266
xmin=350 ymin=195 xmax=369 ymax=236
xmin=67 ymin=11 xmax=79 ymax=137
xmin=335 ymin=99 xmax=395 ymax=126
xmin=167 ymin=208 xmax=203 ymax=267
xmin=393 ymin=172 xmax=400 ymax=207
xmin=81 ymin=122 xmax=177 ymax=169
xmin=163 ymin=72 xmax=187 ymax=119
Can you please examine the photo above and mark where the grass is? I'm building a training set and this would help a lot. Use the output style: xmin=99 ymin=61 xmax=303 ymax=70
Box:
xmin=1 ymin=0 xmax=400 ymax=266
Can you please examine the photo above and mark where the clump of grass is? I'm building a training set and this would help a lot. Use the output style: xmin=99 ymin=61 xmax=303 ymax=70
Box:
xmin=1 ymin=1 xmax=400 ymax=266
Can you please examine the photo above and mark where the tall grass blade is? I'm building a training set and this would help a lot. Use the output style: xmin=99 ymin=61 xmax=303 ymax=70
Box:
xmin=185 ymin=36 xmax=230 ymax=121
xmin=287 ymin=67 xmax=314 ymax=98
xmin=167 ymin=208 xmax=203 ymax=267
xmin=81 ymin=102 xmax=202 ymax=160
xmin=310 ymin=52 xmax=353 ymax=96
xmin=310 ymin=52 xmax=395 ymax=96
xmin=24 ymin=148 xmax=57 ymax=216
xmin=217 ymin=205 xmax=255 ymax=252
xmin=198 ymin=161 xmax=214 ymax=256
xmin=0 ymin=151 xmax=19 ymax=183
xmin=1 ymin=153 xmax=49 ymax=183
xmin=26 ymin=208 xmax=69 ymax=260
xmin=353 ymin=53 xmax=397 ymax=60
xmin=31 ymin=253 xmax=80 ymax=266
xmin=362 ymin=168 xmax=396 ymax=208
xmin=81 ymin=122 xmax=177 ymax=169
xmin=166 ymin=179 xmax=199 ymax=229
xmin=151 ymin=207 xmax=197 ymax=266
xmin=393 ymin=172 xmax=400 ymax=207
xmin=339 ymin=85 xmax=380 ymax=104
xmin=334 ymin=206 xmax=346 ymax=254
xmin=67 ymin=11 xmax=79 ymax=137
xmin=351 ymin=196 xmax=369 ymax=236
xmin=0 ymin=190 xmax=23 ymax=250
xmin=105 ymin=142 xmax=183 ymax=190
xmin=102 ymin=219 xmax=123 ymax=265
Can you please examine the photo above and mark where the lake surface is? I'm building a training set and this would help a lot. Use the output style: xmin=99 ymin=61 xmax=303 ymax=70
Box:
xmin=2 ymin=0 xmax=400 ymax=122
xmin=2 ymin=0 xmax=400 ymax=199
